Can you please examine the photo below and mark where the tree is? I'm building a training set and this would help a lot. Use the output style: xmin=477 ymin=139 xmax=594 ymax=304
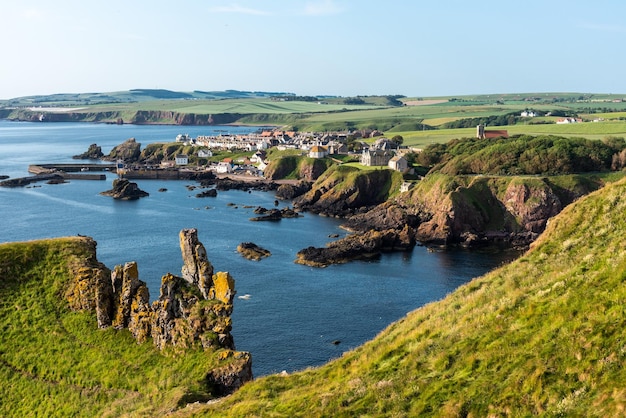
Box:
xmin=391 ymin=135 xmax=404 ymax=146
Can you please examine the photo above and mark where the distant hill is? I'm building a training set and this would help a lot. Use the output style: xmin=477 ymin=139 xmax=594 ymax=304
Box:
xmin=1 ymin=89 xmax=295 ymax=107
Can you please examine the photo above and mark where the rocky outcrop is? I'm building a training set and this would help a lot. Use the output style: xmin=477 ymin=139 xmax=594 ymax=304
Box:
xmin=293 ymin=166 xmax=402 ymax=217
xmin=73 ymin=143 xmax=104 ymax=160
xmin=295 ymin=225 xmax=415 ymax=267
xmin=100 ymin=179 xmax=149 ymax=200
xmin=64 ymin=229 xmax=252 ymax=396
xmin=198 ymin=177 xmax=278 ymax=192
xmin=263 ymin=156 xmax=332 ymax=182
xmin=275 ymin=181 xmax=312 ymax=200
xmin=249 ymin=206 xmax=301 ymax=221
xmin=179 ymin=228 xmax=215 ymax=299
xmin=343 ymin=174 xmax=605 ymax=249
xmin=237 ymin=242 xmax=271 ymax=260
xmin=196 ymin=189 xmax=218 ymax=198
xmin=103 ymin=138 xmax=141 ymax=162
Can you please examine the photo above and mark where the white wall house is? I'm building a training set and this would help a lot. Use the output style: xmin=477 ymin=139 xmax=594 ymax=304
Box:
xmin=388 ymin=155 xmax=408 ymax=172
xmin=175 ymin=154 xmax=189 ymax=165
xmin=198 ymin=149 xmax=213 ymax=158
xmin=216 ymin=161 xmax=233 ymax=173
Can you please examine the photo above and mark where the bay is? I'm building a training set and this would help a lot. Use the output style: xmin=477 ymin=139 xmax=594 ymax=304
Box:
xmin=0 ymin=120 xmax=519 ymax=376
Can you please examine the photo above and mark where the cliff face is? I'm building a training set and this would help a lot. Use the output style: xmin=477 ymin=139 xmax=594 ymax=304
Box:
xmin=293 ymin=166 xmax=403 ymax=217
xmin=64 ymin=229 xmax=251 ymax=395
xmin=5 ymin=109 xmax=243 ymax=125
xmin=344 ymin=174 xmax=606 ymax=248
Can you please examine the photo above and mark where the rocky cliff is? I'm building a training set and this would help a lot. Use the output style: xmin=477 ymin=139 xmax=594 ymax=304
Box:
xmin=296 ymin=173 xmax=610 ymax=266
xmin=103 ymin=137 xmax=142 ymax=162
xmin=344 ymin=173 xmax=606 ymax=247
xmin=292 ymin=165 xmax=403 ymax=217
xmin=264 ymin=156 xmax=333 ymax=182
xmin=64 ymin=229 xmax=252 ymax=395
xmin=3 ymin=109 xmax=244 ymax=125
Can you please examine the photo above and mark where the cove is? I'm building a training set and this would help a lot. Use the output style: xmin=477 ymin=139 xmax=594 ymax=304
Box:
xmin=0 ymin=121 xmax=520 ymax=376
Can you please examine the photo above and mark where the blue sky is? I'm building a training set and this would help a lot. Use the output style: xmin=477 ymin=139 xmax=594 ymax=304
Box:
xmin=2 ymin=0 xmax=626 ymax=99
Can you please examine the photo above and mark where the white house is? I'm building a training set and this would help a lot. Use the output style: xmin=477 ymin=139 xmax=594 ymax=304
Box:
xmin=521 ymin=110 xmax=537 ymax=117
xmin=175 ymin=154 xmax=189 ymax=165
xmin=388 ymin=155 xmax=408 ymax=172
xmin=216 ymin=161 xmax=233 ymax=174
xmin=198 ymin=149 xmax=213 ymax=158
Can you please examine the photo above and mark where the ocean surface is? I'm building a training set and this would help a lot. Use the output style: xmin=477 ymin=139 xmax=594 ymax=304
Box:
xmin=0 ymin=120 xmax=520 ymax=376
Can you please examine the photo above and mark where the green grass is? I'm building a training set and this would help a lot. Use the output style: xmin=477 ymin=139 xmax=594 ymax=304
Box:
xmin=190 ymin=175 xmax=626 ymax=417
xmin=0 ymin=237 xmax=226 ymax=417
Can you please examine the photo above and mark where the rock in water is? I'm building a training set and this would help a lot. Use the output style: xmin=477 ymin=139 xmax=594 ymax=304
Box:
xmin=100 ymin=179 xmax=149 ymax=200
xmin=73 ymin=143 xmax=104 ymax=160
xmin=237 ymin=242 xmax=271 ymax=260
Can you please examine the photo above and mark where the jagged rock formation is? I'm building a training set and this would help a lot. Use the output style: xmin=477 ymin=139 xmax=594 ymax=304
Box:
xmin=103 ymin=137 xmax=142 ymax=162
xmin=72 ymin=143 xmax=104 ymax=160
xmin=64 ymin=229 xmax=251 ymax=395
xmin=237 ymin=242 xmax=271 ymax=260
xmin=100 ymin=179 xmax=149 ymax=200
xmin=179 ymin=228 xmax=215 ymax=299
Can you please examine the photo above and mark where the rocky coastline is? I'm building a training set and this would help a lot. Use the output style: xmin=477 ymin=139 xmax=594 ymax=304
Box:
xmin=66 ymin=228 xmax=252 ymax=396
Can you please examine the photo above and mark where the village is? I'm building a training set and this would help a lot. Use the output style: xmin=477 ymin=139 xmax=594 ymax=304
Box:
xmin=166 ymin=129 xmax=416 ymax=178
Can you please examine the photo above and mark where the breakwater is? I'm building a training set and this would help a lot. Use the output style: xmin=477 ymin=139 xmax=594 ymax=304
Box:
xmin=0 ymin=163 xmax=111 ymax=187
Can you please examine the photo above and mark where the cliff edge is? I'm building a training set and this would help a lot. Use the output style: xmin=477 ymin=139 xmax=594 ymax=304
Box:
xmin=0 ymin=229 xmax=251 ymax=416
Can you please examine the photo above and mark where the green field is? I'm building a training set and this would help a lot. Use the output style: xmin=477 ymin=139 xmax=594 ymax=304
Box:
xmin=4 ymin=90 xmax=626 ymax=144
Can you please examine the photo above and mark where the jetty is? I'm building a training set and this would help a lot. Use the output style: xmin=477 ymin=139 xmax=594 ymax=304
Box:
xmin=0 ymin=163 xmax=112 ymax=187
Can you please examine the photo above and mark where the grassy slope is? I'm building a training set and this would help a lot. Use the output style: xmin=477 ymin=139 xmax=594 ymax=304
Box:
xmin=188 ymin=177 xmax=626 ymax=417
xmin=0 ymin=237 xmax=225 ymax=417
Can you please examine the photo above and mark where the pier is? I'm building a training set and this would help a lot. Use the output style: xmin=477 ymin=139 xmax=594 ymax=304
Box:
xmin=0 ymin=163 xmax=111 ymax=187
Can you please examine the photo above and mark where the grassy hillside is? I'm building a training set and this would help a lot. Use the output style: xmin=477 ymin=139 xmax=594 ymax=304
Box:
xmin=185 ymin=176 xmax=626 ymax=417
xmin=0 ymin=237 xmax=227 ymax=417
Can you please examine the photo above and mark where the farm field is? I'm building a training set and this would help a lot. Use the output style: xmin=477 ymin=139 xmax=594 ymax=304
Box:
xmin=4 ymin=90 xmax=626 ymax=144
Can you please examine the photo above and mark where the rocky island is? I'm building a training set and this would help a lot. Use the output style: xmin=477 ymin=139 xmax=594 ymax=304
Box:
xmin=100 ymin=178 xmax=149 ymax=200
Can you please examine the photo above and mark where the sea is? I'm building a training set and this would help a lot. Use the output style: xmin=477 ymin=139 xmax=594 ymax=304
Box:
xmin=0 ymin=120 xmax=520 ymax=376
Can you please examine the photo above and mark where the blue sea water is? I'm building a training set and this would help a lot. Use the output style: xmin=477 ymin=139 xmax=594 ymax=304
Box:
xmin=0 ymin=120 xmax=519 ymax=376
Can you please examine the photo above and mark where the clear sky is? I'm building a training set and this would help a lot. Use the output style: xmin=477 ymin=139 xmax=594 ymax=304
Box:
xmin=2 ymin=0 xmax=626 ymax=99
